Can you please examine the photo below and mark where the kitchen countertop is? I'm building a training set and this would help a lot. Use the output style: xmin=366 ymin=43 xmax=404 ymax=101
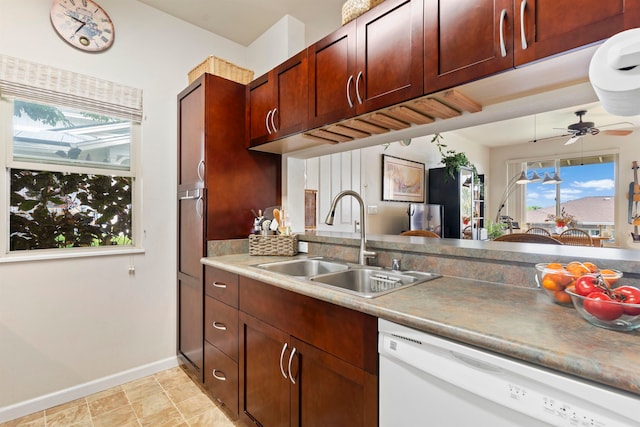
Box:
xmin=202 ymin=253 xmax=640 ymax=398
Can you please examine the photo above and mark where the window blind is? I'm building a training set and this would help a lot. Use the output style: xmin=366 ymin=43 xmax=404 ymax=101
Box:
xmin=0 ymin=54 xmax=143 ymax=122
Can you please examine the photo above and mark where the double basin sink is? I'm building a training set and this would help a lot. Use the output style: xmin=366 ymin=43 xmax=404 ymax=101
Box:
xmin=255 ymin=257 xmax=441 ymax=298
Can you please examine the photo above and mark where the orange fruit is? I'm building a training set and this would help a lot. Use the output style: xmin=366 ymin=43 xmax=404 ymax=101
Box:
xmin=567 ymin=262 xmax=590 ymax=277
xmin=554 ymin=290 xmax=572 ymax=304
xmin=600 ymin=269 xmax=619 ymax=286
xmin=542 ymin=276 xmax=562 ymax=291
xmin=583 ymin=262 xmax=598 ymax=273
xmin=546 ymin=272 xmax=572 ymax=287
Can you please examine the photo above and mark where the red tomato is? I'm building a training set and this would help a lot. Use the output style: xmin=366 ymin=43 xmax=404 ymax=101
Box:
xmin=583 ymin=292 xmax=624 ymax=321
xmin=613 ymin=286 xmax=640 ymax=316
xmin=574 ymin=275 xmax=603 ymax=297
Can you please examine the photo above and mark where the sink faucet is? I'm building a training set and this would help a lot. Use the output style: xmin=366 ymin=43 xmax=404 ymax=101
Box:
xmin=324 ymin=190 xmax=376 ymax=265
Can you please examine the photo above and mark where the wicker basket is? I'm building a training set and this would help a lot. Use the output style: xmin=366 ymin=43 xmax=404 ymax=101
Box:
xmin=249 ymin=234 xmax=298 ymax=256
xmin=188 ymin=56 xmax=255 ymax=85
xmin=341 ymin=0 xmax=385 ymax=24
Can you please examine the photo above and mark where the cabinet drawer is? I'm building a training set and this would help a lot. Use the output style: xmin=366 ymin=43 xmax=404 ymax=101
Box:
xmin=205 ymin=296 xmax=239 ymax=361
xmin=205 ymin=267 xmax=239 ymax=308
xmin=204 ymin=341 xmax=239 ymax=419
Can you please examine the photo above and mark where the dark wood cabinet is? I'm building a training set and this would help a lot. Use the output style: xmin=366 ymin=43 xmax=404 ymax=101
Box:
xmin=514 ymin=0 xmax=639 ymax=66
xmin=248 ymin=51 xmax=309 ymax=147
xmin=424 ymin=0 xmax=513 ymax=93
xmin=177 ymin=74 xmax=280 ymax=380
xmin=308 ymin=0 xmax=423 ymax=129
xmin=238 ymin=276 xmax=378 ymax=427
xmin=203 ymin=266 xmax=239 ymax=418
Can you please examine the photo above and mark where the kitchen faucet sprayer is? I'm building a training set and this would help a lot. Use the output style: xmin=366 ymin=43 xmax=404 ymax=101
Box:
xmin=325 ymin=190 xmax=376 ymax=265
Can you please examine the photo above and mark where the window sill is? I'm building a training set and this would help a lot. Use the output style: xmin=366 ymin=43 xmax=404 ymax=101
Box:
xmin=0 ymin=247 xmax=145 ymax=264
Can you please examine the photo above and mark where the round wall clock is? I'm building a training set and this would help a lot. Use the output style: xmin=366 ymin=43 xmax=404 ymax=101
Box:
xmin=50 ymin=0 xmax=115 ymax=52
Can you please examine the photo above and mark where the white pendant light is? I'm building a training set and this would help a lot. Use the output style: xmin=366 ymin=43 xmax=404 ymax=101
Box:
xmin=542 ymin=172 xmax=557 ymax=184
xmin=529 ymin=171 xmax=542 ymax=182
xmin=515 ymin=171 xmax=529 ymax=184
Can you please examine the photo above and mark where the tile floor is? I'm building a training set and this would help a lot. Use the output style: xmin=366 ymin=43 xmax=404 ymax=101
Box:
xmin=1 ymin=366 xmax=240 ymax=427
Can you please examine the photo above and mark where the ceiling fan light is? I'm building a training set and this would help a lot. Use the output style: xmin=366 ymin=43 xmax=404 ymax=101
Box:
xmin=542 ymin=172 xmax=557 ymax=185
xmin=529 ymin=171 xmax=542 ymax=182
xmin=515 ymin=171 xmax=529 ymax=184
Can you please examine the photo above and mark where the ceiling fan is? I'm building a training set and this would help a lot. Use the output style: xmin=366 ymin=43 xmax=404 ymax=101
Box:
xmin=530 ymin=110 xmax=633 ymax=145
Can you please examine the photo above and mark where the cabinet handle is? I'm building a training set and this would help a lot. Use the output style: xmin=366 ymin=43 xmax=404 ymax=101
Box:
xmin=265 ymin=109 xmax=273 ymax=135
xmin=271 ymin=108 xmax=278 ymax=133
xmin=212 ymin=321 xmax=227 ymax=331
xmin=212 ymin=369 xmax=226 ymax=381
xmin=287 ymin=347 xmax=297 ymax=385
xmin=520 ymin=0 xmax=528 ymax=50
xmin=212 ymin=281 xmax=227 ymax=289
xmin=346 ymin=75 xmax=354 ymax=108
xmin=196 ymin=159 xmax=205 ymax=182
xmin=355 ymin=71 xmax=363 ymax=105
xmin=499 ymin=9 xmax=507 ymax=58
xmin=279 ymin=343 xmax=289 ymax=379
xmin=195 ymin=196 xmax=203 ymax=219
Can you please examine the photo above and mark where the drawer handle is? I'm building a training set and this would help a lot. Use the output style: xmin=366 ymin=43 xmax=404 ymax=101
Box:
xmin=279 ymin=343 xmax=289 ymax=379
xmin=212 ymin=321 xmax=227 ymax=331
xmin=287 ymin=346 xmax=297 ymax=385
xmin=355 ymin=71 xmax=363 ymax=105
xmin=265 ymin=109 xmax=273 ymax=134
xmin=271 ymin=108 xmax=278 ymax=133
xmin=346 ymin=75 xmax=354 ymax=108
xmin=212 ymin=282 xmax=227 ymax=289
xmin=499 ymin=8 xmax=507 ymax=58
xmin=520 ymin=0 xmax=528 ymax=50
xmin=212 ymin=369 xmax=226 ymax=381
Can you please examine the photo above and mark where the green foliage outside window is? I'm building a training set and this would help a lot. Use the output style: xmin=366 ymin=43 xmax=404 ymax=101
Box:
xmin=10 ymin=169 xmax=132 ymax=250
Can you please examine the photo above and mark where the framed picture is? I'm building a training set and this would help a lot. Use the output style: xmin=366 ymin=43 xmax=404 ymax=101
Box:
xmin=382 ymin=154 xmax=425 ymax=203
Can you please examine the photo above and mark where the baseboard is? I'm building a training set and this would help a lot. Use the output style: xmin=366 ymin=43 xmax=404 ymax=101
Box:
xmin=0 ymin=356 xmax=179 ymax=423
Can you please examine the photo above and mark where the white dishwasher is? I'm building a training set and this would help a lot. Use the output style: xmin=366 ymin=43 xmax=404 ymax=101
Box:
xmin=379 ymin=319 xmax=639 ymax=427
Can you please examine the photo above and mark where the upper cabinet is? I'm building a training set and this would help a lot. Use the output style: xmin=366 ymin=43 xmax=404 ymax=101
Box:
xmin=424 ymin=0 xmax=514 ymax=93
xmin=247 ymin=51 xmax=308 ymax=147
xmin=308 ymin=0 xmax=424 ymax=129
xmin=514 ymin=0 xmax=638 ymax=66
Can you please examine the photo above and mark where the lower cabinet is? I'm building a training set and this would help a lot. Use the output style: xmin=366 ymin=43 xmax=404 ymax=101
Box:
xmin=239 ymin=276 xmax=378 ymax=427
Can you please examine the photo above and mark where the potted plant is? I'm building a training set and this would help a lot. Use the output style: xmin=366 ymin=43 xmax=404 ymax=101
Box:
xmin=431 ymin=134 xmax=478 ymax=181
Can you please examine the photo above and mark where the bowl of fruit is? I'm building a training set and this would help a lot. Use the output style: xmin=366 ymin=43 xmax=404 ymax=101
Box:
xmin=565 ymin=274 xmax=640 ymax=331
xmin=534 ymin=261 xmax=622 ymax=306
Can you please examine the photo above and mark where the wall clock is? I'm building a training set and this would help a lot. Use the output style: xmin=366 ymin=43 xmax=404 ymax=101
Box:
xmin=50 ymin=0 xmax=115 ymax=52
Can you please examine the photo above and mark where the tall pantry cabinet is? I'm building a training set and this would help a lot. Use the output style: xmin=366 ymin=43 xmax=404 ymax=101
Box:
xmin=177 ymin=73 xmax=281 ymax=386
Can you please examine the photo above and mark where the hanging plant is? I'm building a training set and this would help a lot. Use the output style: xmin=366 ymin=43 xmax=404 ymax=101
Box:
xmin=430 ymin=134 xmax=478 ymax=181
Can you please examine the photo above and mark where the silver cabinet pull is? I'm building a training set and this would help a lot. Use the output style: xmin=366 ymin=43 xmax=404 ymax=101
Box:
xmin=197 ymin=159 xmax=205 ymax=182
xmin=279 ymin=343 xmax=289 ymax=379
xmin=346 ymin=75 xmax=354 ymax=108
xmin=499 ymin=9 xmax=507 ymax=58
xmin=355 ymin=71 xmax=363 ymax=105
xmin=265 ymin=109 xmax=273 ymax=134
xmin=271 ymin=108 xmax=278 ymax=133
xmin=520 ymin=0 xmax=528 ymax=50
xmin=287 ymin=347 xmax=297 ymax=385
xmin=212 ymin=321 xmax=227 ymax=331
xmin=212 ymin=281 xmax=227 ymax=288
xmin=212 ymin=369 xmax=226 ymax=381
xmin=195 ymin=196 xmax=203 ymax=218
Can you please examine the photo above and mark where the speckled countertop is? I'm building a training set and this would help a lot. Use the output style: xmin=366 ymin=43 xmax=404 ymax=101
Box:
xmin=202 ymin=252 xmax=640 ymax=398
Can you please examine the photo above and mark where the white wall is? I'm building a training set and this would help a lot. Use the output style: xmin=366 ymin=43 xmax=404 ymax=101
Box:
xmin=247 ymin=15 xmax=306 ymax=78
xmin=489 ymin=134 xmax=640 ymax=248
xmin=0 ymin=0 xmax=248 ymax=418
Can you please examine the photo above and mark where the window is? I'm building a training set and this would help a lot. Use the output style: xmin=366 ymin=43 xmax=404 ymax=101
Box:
xmin=523 ymin=154 xmax=616 ymax=240
xmin=0 ymin=54 xmax=143 ymax=258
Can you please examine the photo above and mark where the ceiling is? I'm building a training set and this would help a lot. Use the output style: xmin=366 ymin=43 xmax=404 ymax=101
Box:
xmin=138 ymin=0 xmax=640 ymax=149
xmin=137 ymin=0 xmax=345 ymax=47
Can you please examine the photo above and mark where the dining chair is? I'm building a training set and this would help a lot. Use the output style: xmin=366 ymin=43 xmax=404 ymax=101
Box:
xmin=400 ymin=230 xmax=440 ymax=238
xmin=525 ymin=227 xmax=552 ymax=236
xmin=558 ymin=228 xmax=594 ymax=246
xmin=494 ymin=233 xmax=563 ymax=244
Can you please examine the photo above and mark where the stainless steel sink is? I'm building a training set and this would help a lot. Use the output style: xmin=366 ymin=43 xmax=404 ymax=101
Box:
xmin=255 ymin=258 xmax=349 ymax=278
xmin=255 ymin=258 xmax=440 ymax=298
xmin=310 ymin=268 xmax=440 ymax=298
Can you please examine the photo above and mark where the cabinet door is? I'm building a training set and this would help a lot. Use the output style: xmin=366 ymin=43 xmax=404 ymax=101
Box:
xmin=273 ymin=51 xmax=309 ymax=140
xmin=178 ymin=274 xmax=203 ymax=380
xmin=205 ymin=296 xmax=239 ymax=361
xmin=239 ymin=312 xmax=290 ymax=427
xmin=204 ymin=341 xmax=239 ymax=419
xmin=178 ymin=80 xmax=204 ymax=189
xmin=424 ymin=0 xmax=513 ymax=93
xmin=290 ymin=338 xmax=378 ymax=427
xmin=177 ymin=192 xmax=204 ymax=279
xmin=356 ymin=0 xmax=424 ymax=112
xmin=514 ymin=0 xmax=627 ymax=66
xmin=205 ymin=267 xmax=239 ymax=308
xmin=308 ymin=21 xmax=357 ymax=129
xmin=247 ymin=74 xmax=274 ymax=146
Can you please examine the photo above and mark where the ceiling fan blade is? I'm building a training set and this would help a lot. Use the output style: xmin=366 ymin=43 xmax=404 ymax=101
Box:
xmin=602 ymin=129 xmax=633 ymax=136
xmin=598 ymin=121 xmax=633 ymax=129
xmin=528 ymin=133 xmax=573 ymax=143
xmin=565 ymin=135 xmax=581 ymax=145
